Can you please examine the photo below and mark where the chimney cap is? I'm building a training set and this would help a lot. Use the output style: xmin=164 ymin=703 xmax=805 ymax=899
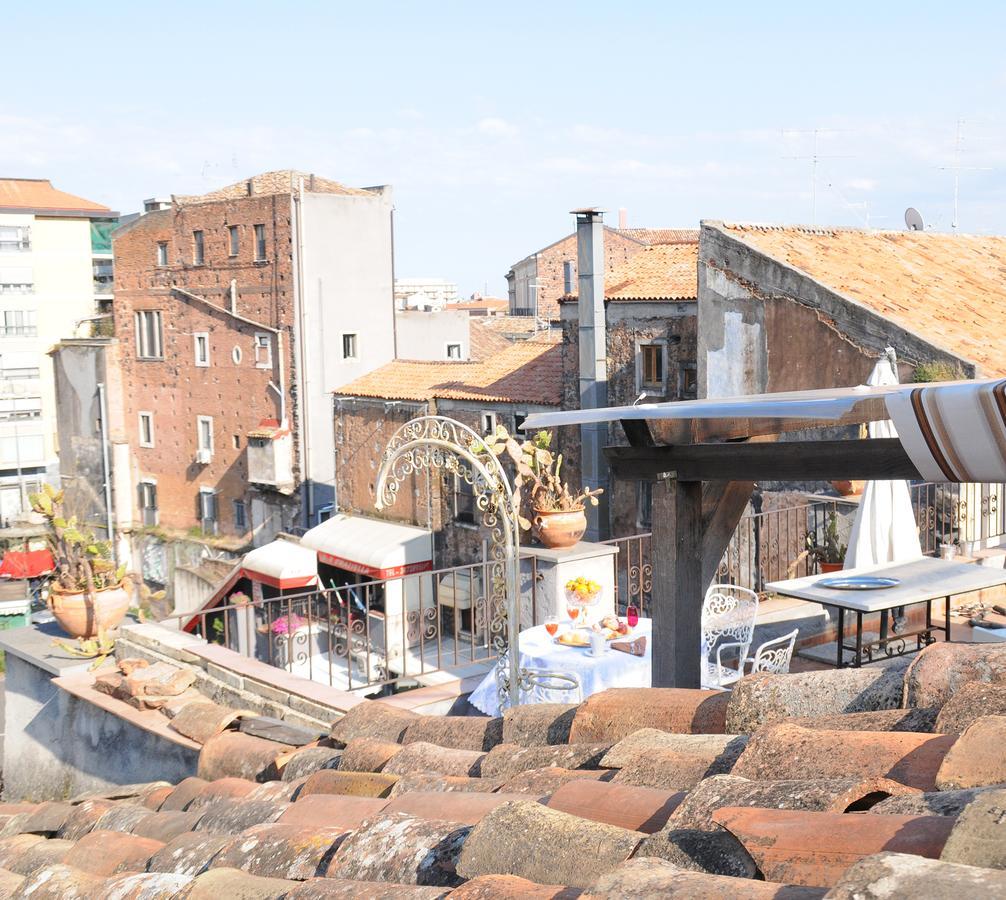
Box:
xmin=570 ymin=207 xmax=606 ymax=215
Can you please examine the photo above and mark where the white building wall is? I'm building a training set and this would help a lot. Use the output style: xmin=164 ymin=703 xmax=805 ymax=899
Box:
xmin=394 ymin=309 xmax=470 ymax=360
xmin=0 ymin=212 xmax=96 ymax=518
xmin=297 ymin=188 xmax=395 ymax=502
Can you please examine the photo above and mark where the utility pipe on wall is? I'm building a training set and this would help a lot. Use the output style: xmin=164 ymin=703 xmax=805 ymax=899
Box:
xmin=97 ymin=382 xmax=115 ymax=562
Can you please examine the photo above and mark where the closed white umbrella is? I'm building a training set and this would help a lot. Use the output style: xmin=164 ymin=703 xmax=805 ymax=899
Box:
xmin=845 ymin=348 xmax=923 ymax=569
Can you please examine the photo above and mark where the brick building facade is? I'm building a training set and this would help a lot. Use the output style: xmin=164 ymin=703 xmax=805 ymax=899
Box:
xmin=111 ymin=171 xmax=395 ymax=552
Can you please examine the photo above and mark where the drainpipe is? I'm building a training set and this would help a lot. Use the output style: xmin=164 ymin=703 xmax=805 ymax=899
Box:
xmin=97 ymin=382 xmax=115 ymax=562
xmin=573 ymin=208 xmax=610 ymax=541
xmin=292 ymin=181 xmax=312 ymax=524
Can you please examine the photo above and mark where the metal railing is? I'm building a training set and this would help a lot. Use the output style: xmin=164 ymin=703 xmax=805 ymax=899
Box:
xmin=911 ymin=482 xmax=1006 ymax=554
xmin=602 ymin=532 xmax=652 ymax=618
xmin=163 ymin=558 xmax=510 ymax=694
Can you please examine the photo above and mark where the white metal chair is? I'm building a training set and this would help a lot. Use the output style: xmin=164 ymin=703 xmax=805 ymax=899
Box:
xmin=701 ymin=584 xmax=759 ymax=689
xmin=748 ymin=628 xmax=799 ymax=675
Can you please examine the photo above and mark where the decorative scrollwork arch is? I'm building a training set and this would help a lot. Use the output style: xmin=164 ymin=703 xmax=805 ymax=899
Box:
xmin=374 ymin=415 xmax=525 ymax=709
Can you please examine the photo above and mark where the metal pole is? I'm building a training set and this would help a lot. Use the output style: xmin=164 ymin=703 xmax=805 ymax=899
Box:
xmin=13 ymin=420 xmax=24 ymax=515
xmin=97 ymin=383 xmax=115 ymax=561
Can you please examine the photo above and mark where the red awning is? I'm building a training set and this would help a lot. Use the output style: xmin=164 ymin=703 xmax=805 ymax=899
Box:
xmin=0 ymin=549 xmax=55 ymax=579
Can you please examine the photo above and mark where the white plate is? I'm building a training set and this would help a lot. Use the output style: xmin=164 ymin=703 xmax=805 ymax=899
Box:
xmin=817 ymin=576 xmax=901 ymax=591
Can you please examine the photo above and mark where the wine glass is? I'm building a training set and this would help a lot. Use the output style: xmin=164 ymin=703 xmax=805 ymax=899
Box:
xmin=544 ymin=615 xmax=559 ymax=637
xmin=567 ymin=603 xmax=581 ymax=628
xmin=626 ymin=604 xmax=639 ymax=629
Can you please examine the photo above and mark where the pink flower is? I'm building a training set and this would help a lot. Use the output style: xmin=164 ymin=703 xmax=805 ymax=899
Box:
xmin=270 ymin=613 xmax=306 ymax=635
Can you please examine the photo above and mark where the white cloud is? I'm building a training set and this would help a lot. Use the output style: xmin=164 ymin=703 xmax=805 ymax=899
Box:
xmin=847 ymin=177 xmax=878 ymax=191
xmin=477 ymin=117 xmax=518 ymax=138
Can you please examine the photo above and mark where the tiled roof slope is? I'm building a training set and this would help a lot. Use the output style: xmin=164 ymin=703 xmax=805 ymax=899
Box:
xmin=468 ymin=319 xmax=514 ymax=361
xmin=175 ymin=170 xmax=374 ymax=206
xmin=5 ymin=639 xmax=1006 ymax=895
xmin=613 ymin=227 xmax=699 ymax=245
xmin=605 ymin=241 xmax=699 ymax=301
xmin=0 ymin=178 xmax=111 ymax=214
xmin=717 ymin=222 xmax=1006 ymax=377
xmin=337 ymin=336 xmax=562 ymax=405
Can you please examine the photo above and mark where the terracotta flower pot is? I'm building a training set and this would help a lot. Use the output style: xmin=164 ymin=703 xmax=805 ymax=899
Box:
xmin=49 ymin=584 xmax=130 ymax=639
xmin=819 ymin=561 xmax=844 ymax=574
xmin=831 ymin=480 xmax=866 ymax=496
xmin=533 ymin=507 xmax=587 ymax=550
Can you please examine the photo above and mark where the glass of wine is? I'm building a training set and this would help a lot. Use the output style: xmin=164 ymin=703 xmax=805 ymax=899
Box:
xmin=567 ymin=604 xmax=581 ymax=627
xmin=626 ymin=604 xmax=639 ymax=628
xmin=544 ymin=615 xmax=559 ymax=638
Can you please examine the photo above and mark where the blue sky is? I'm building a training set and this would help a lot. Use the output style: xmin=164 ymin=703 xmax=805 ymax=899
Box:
xmin=5 ymin=1 xmax=1005 ymax=295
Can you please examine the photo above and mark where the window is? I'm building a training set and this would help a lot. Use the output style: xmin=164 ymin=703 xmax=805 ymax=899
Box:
xmin=454 ymin=474 xmax=476 ymax=525
xmin=341 ymin=333 xmax=358 ymax=360
xmin=198 ymin=488 xmax=218 ymax=534
xmin=139 ymin=480 xmax=158 ymax=527
xmin=254 ymin=333 xmax=272 ymax=368
xmin=0 ymin=226 xmax=30 ymax=252
xmin=0 ymin=267 xmax=33 ymax=293
xmin=232 ymin=346 xmax=243 ymax=364
xmin=253 ymin=224 xmax=266 ymax=261
xmin=679 ymin=364 xmax=698 ymax=400
xmin=138 ymin=411 xmax=155 ymax=448
xmin=639 ymin=343 xmax=665 ymax=391
xmin=446 ymin=343 xmax=462 ymax=360
xmin=197 ymin=415 xmax=214 ymax=460
xmin=192 ymin=230 xmax=205 ymax=265
xmin=228 ymin=225 xmax=239 ymax=257
xmin=156 ymin=242 xmax=168 ymax=267
xmin=637 ymin=481 xmax=653 ymax=531
xmin=0 ymin=310 xmax=36 ymax=337
xmin=232 ymin=434 xmax=241 ymax=449
xmin=0 ymin=365 xmax=39 ymax=380
xmin=194 ymin=332 xmax=210 ymax=367
xmin=233 ymin=498 xmax=247 ymax=531
xmin=134 ymin=310 xmax=163 ymax=359
xmin=480 ymin=411 xmax=497 ymax=436
xmin=514 ymin=412 xmax=527 ymax=433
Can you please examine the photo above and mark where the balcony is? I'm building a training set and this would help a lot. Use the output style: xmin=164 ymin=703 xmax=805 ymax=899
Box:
xmin=0 ymin=325 xmax=37 ymax=338
xmin=0 ymin=240 xmax=30 ymax=253
xmin=0 ymin=284 xmax=33 ymax=295
xmin=93 ymin=278 xmax=114 ymax=296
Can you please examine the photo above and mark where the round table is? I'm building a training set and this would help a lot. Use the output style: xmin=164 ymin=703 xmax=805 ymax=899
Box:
xmin=468 ymin=618 xmax=652 ymax=716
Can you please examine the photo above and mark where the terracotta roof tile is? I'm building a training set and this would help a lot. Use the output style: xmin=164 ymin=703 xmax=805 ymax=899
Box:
xmin=175 ymin=170 xmax=373 ymax=206
xmin=613 ymin=227 xmax=700 ymax=245
xmin=559 ymin=241 xmax=698 ymax=303
xmin=467 ymin=319 xmax=515 ymax=361
xmin=0 ymin=178 xmax=111 ymax=214
xmin=720 ymin=223 xmax=1006 ymax=377
xmin=335 ymin=337 xmax=562 ymax=405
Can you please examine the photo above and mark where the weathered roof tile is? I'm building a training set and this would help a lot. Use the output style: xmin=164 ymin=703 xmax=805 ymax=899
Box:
xmin=903 ymin=642 xmax=1006 ymax=710
xmin=338 ymin=737 xmax=405 ymax=773
xmin=384 ymin=791 xmax=529 ymax=826
xmin=211 ymin=822 xmax=347 ymax=880
xmin=197 ymin=732 xmax=286 ymax=783
xmin=388 ymin=774 xmax=505 ymax=797
xmin=401 ymin=716 xmax=504 ymax=753
xmin=62 ymin=829 xmax=165 ymax=875
xmin=327 ymin=811 xmax=470 ymax=887
xmin=457 ymin=800 xmax=642 ymax=889
xmin=278 ymin=794 xmax=390 ymax=830
xmin=330 ymin=702 xmax=418 ymax=745
xmin=146 ymin=831 xmax=231 ymax=876
xmin=568 ymin=689 xmax=728 ymax=743
xmin=827 ymin=851 xmax=1006 ymax=898
xmin=297 ymin=769 xmax=399 ymax=799
xmin=193 ymin=800 xmax=287 ymax=835
xmin=479 ymin=743 xmax=609 ymax=780
xmin=501 ymin=704 xmax=578 ymax=747
xmin=545 ymin=780 xmax=683 ymax=834
xmin=934 ymin=681 xmax=1006 ymax=733
xmin=382 ymin=742 xmax=485 ymax=778
xmin=938 ymin=787 xmax=1006 ymax=869
xmin=935 ymin=715 xmax=1006 ymax=790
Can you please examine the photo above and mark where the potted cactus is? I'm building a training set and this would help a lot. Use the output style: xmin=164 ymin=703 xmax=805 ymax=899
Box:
xmin=482 ymin=427 xmax=602 ymax=549
xmin=806 ymin=510 xmax=848 ymax=574
xmin=29 ymin=484 xmax=132 ymax=638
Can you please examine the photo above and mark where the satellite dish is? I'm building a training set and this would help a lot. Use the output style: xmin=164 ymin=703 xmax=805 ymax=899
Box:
xmin=904 ymin=208 xmax=925 ymax=231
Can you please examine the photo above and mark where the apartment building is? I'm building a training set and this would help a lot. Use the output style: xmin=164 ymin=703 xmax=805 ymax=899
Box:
xmin=109 ymin=171 xmax=395 ymax=551
xmin=0 ymin=179 xmax=117 ymax=522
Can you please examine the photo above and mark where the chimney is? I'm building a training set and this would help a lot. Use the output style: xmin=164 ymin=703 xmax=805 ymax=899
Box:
xmin=563 ymin=260 xmax=574 ymax=296
xmin=309 ymin=173 xmax=316 ymax=191
xmin=572 ymin=208 xmax=610 ymax=541
xmin=618 ymin=207 xmax=628 ymax=229
xmin=246 ymin=179 xmax=254 ymax=196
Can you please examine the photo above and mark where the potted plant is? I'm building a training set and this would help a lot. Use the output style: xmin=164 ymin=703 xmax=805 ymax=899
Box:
xmin=482 ymin=427 xmax=602 ymax=550
xmin=806 ymin=510 xmax=847 ymax=574
xmin=29 ymin=484 xmax=131 ymax=639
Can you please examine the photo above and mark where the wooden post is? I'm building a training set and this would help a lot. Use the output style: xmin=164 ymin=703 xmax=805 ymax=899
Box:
xmin=651 ymin=476 xmax=704 ymax=688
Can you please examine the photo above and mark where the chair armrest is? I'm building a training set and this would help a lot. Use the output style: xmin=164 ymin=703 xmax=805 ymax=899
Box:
xmin=715 ymin=641 xmax=748 ymax=672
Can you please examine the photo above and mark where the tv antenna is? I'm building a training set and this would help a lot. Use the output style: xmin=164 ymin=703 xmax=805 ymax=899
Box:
xmin=904 ymin=208 xmax=925 ymax=232
xmin=938 ymin=118 xmax=991 ymax=231
xmin=783 ymin=128 xmax=854 ymax=224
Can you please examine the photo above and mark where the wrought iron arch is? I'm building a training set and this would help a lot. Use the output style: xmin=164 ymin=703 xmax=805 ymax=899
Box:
xmin=374 ymin=415 xmax=524 ymax=709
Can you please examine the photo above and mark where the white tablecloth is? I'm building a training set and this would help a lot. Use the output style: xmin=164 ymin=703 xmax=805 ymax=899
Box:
xmin=468 ymin=618 xmax=652 ymax=716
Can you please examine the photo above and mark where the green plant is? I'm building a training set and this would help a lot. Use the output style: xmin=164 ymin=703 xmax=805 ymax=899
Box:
xmin=913 ymin=361 xmax=965 ymax=383
xmin=806 ymin=510 xmax=847 ymax=564
xmin=29 ymin=484 xmax=125 ymax=593
xmin=480 ymin=426 xmax=603 ymax=531
xmin=54 ymin=628 xmax=116 ymax=670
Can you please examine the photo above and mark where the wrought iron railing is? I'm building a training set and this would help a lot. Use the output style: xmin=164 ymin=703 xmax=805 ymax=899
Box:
xmin=602 ymin=532 xmax=652 ymax=618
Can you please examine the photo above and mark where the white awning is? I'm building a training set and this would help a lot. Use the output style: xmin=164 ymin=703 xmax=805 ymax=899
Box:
xmin=242 ymin=539 xmax=318 ymax=589
xmin=302 ymin=514 xmax=433 ymax=580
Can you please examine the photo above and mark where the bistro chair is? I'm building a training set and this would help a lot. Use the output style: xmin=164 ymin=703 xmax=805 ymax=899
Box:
xmin=748 ymin=628 xmax=799 ymax=675
xmin=700 ymin=583 xmax=759 ymax=689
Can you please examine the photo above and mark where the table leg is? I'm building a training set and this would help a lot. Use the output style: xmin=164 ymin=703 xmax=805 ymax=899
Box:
xmin=855 ymin=612 xmax=863 ymax=668
xmin=879 ymin=609 xmax=889 ymax=645
xmin=945 ymin=595 xmax=952 ymax=644
xmin=836 ymin=607 xmax=845 ymax=668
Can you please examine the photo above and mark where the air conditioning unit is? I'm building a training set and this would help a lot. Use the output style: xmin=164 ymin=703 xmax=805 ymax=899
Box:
xmin=195 ymin=448 xmax=212 ymax=465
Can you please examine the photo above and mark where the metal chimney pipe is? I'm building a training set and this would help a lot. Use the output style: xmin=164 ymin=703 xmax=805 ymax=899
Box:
xmin=573 ymin=208 xmax=610 ymax=541
xmin=618 ymin=207 xmax=628 ymax=229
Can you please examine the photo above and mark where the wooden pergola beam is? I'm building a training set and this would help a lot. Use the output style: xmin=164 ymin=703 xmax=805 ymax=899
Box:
xmin=606 ymin=438 xmax=922 ymax=483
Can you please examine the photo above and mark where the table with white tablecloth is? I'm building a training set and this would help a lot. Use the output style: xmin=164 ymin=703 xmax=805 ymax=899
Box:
xmin=468 ymin=618 xmax=652 ymax=716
